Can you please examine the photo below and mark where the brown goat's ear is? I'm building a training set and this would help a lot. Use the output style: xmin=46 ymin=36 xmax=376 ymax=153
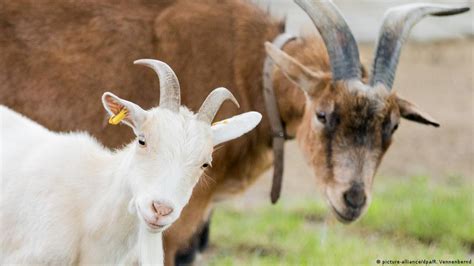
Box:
xmin=264 ymin=42 xmax=329 ymax=94
xmin=396 ymin=96 xmax=439 ymax=127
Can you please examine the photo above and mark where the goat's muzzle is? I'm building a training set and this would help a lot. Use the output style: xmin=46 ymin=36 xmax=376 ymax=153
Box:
xmin=329 ymin=184 xmax=367 ymax=224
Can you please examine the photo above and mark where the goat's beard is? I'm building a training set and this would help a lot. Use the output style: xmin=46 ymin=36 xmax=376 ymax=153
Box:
xmin=138 ymin=223 xmax=163 ymax=265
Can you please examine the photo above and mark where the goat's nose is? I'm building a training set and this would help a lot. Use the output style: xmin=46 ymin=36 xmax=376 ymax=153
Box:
xmin=343 ymin=185 xmax=366 ymax=209
xmin=152 ymin=201 xmax=173 ymax=217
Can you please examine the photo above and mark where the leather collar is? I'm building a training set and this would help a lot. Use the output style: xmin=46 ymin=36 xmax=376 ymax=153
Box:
xmin=262 ymin=33 xmax=297 ymax=204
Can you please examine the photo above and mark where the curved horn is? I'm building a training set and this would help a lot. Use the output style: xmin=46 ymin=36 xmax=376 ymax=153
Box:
xmin=134 ymin=59 xmax=181 ymax=112
xmin=370 ymin=4 xmax=469 ymax=89
xmin=198 ymin=87 xmax=240 ymax=124
xmin=294 ymin=0 xmax=361 ymax=81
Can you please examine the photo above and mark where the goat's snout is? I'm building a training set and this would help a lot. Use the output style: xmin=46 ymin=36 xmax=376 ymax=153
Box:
xmin=152 ymin=201 xmax=173 ymax=218
xmin=343 ymin=184 xmax=366 ymax=209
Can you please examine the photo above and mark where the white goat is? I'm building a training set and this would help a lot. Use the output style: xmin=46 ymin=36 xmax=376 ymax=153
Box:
xmin=0 ymin=59 xmax=262 ymax=265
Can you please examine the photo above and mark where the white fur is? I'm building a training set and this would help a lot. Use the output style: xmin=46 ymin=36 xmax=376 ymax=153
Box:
xmin=0 ymin=99 xmax=261 ymax=265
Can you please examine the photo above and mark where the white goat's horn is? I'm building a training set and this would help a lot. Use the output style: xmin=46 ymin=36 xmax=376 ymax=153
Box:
xmin=134 ymin=59 xmax=181 ymax=112
xmin=370 ymin=4 xmax=469 ymax=89
xmin=198 ymin=87 xmax=240 ymax=124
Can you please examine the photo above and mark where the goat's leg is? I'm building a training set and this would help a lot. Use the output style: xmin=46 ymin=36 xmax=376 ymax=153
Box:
xmin=174 ymin=211 xmax=212 ymax=265
xmin=174 ymin=233 xmax=199 ymax=266
xmin=197 ymin=212 xmax=212 ymax=252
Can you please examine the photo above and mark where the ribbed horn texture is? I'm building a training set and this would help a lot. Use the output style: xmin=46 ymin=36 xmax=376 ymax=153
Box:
xmin=370 ymin=4 xmax=469 ymax=89
xmin=134 ymin=59 xmax=181 ymax=112
xmin=198 ymin=87 xmax=240 ymax=124
xmin=294 ymin=0 xmax=361 ymax=81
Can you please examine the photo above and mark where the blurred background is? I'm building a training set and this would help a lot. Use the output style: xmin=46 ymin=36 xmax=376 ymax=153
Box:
xmin=203 ymin=1 xmax=473 ymax=265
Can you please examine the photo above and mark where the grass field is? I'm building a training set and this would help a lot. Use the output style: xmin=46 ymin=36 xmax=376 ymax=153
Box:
xmin=206 ymin=176 xmax=473 ymax=266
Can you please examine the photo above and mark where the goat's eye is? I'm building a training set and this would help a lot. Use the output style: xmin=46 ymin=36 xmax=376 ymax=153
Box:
xmin=316 ymin=112 xmax=327 ymax=124
xmin=201 ymin=163 xmax=211 ymax=169
xmin=138 ymin=135 xmax=146 ymax=147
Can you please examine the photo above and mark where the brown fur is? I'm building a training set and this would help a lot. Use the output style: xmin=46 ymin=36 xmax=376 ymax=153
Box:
xmin=0 ymin=0 xmax=438 ymax=264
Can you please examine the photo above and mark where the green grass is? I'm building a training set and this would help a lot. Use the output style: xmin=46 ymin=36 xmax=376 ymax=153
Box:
xmin=360 ymin=176 xmax=473 ymax=252
xmin=207 ymin=176 xmax=473 ymax=266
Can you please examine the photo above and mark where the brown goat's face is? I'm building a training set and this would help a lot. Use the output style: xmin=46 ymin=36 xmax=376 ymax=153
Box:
xmin=266 ymin=40 xmax=440 ymax=223
xmin=296 ymin=81 xmax=399 ymax=222
xmin=281 ymin=1 xmax=463 ymax=220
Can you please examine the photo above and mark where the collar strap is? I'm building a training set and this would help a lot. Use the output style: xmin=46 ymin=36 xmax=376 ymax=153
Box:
xmin=262 ymin=33 xmax=297 ymax=204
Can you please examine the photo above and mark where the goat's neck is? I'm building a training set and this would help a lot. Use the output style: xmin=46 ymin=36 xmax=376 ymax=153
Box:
xmin=86 ymin=144 xmax=138 ymax=247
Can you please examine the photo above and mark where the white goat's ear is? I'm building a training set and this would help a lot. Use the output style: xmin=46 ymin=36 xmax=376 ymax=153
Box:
xmin=102 ymin=92 xmax=147 ymax=133
xmin=211 ymin=111 xmax=262 ymax=146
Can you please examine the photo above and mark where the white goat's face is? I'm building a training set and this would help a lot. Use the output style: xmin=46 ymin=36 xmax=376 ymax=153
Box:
xmin=102 ymin=88 xmax=261 ymax=233
xmin=102 ymin=59 xmax=261 ymax=232
xmin=129 ymin=108 xmax=213 ymax=231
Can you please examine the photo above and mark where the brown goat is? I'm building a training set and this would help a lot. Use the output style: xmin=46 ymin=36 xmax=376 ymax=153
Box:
xmin=0 ymin=0 xmax=469 ymax=265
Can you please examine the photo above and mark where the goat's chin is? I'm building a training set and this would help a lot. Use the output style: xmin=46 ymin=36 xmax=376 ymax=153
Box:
xmin=138 ymin=224 xmax=164 ymax=265
xmin=145 ymin=223 xmax=170 ymax=233
xmin=324 ymin=190 xmax=364 ymax=224
xmin=326 ymin=199 xmax=367 ymax=224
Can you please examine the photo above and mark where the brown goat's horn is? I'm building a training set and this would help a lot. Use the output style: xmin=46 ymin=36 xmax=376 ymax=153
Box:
xmin=370 ymin=4 xmax=469 ymax=89
xmin=198 ymin=87 xmax=240 ymax=124
xmin=134 ymin=59 xmax=181 ymax=112
xmin=294 ymin=0 xmax=361 ymax=81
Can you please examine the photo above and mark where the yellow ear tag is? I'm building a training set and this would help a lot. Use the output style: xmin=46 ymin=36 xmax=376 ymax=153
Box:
xmin=212 ymin=119 xmax=229 ymax=126
xmin=108 ymin=108 xmax=128 ymax=125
